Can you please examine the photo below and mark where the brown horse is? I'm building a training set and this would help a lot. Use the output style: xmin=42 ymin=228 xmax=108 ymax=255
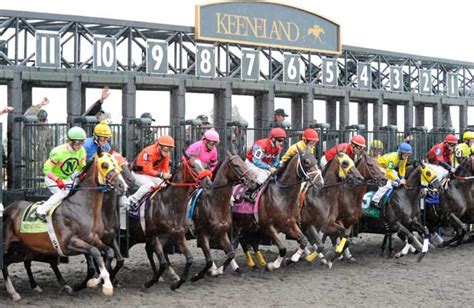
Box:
xmin=125 ymin=154 xmax=213 ymax=290
xmin=2 ymin=152 xmax=127 ymax=301
xmin=426 ymin=156 xmax=474 ymax=247
xmin=189 ymin=150 xmax=258 ymax=282
xmin=233 ymin=146 xmax=324 ymax=271
xmin=300 ymin=152 xmax=365 ymax=267
xmin=358 ymin=161 xmax=442 ymax=261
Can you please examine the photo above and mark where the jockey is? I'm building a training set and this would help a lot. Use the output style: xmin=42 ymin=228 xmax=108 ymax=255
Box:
xmin=83 ymin=120 xmax=112 ymax=161
xmin=185 ymin=129 xmax=219 ymax=172
xmin=427 ymin=134 xmax=458 ymax=174
xmin=246 ymin=127 xmax=286 ymax=184
xmin=126 ymin=135 xmax=175 ymax=211
xmin=453 ymin=131 xmax=474 ymax=167
xmin=371 ymin=142 xmax=412 ymax=206
xmin=369 ymin=139 xmax=384 ymax=158
xmin=36 ymin=127 xmax=87 ymax=221
xmin=320 ymin=134 xmax=366 ymax=169
xmin=280 ymin=128 xmax=319 ymax=164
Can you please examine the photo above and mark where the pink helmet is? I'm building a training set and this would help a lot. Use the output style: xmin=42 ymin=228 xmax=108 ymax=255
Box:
xmin=203 ymin=129 xmax=220 ymax=143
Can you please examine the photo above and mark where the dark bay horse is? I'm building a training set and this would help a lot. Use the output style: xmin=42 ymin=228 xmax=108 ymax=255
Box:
xmin=2 ymin=152 xmax=127 ymax=301
xmin=300 ymin=152 xmax=365 ymax=266
xmin=125 ymin=155 xmax=213 ymax=290
xmin=426 ymin=156 xmax=474 ymax=247
xmin=359 ymin=161 xmax=442 ymax=261
xmin=190 ymin=151 xmax=257 ymax=282
xmin=233 ymin=147 xmax=324 ymax=271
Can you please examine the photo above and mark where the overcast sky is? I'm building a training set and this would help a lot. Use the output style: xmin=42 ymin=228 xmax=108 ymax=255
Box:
xmin=1 ymin=0 xmax=473 ymax=132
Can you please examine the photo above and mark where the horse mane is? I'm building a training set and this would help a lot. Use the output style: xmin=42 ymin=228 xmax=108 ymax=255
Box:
xmin=212 ymin=159 xmax=225 ymax=178
xmin=275 ymin=152 xmax=298 ymax=177
xmin=67 ymin=156 xmax=97 ymax=197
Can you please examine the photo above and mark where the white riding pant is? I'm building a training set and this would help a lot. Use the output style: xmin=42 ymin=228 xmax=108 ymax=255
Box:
xmin=37 ymin=177 xmax=74 ymax=215
xmin=372 ymin=179 xmax=396 ymax=204
xmin=127 ymin=172 xmax=165 ymax=204
xmin=245 ymin=160 xmax=271 ymax=185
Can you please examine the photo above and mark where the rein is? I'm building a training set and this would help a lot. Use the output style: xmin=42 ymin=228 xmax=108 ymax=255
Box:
xmin=167 ymin=159 xmax=212 ymax=188
xmin=273 ymin=155 xmax=322 ymax=188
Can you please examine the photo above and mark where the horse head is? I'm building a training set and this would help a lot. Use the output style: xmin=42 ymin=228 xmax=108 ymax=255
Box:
xmin=334 ymin=152 xmax=364 ymax=185
xmin=182 ymin=151 xmax=213 ymax=191
xmin=409 ymin=160 xmax=442 ymax=192
xmin=95 ymin=152 xmax=128 ymax=196
xmin=225 ymin=150 xmax=258 ymax=189
xmin=357 ymin=152 xmax=387 ymax=186
xmin=295 ymin=145 xmax=324 ymax=189
xmin=455 ymin=155 xmax=474 ymax=177
xmin=110 ymin=150 xmax=137 ymax=189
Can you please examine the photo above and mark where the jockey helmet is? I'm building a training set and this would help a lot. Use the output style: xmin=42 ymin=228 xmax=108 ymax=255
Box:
xmin=302 ymin=128 xmax=319 ymax=142
xmin=371 ymin=139 xmax=384 ymax=149
xmin=203 ymin=129 xmax=220 ymax=143
xmin=444 ymin=134 xmax=458 ymax=145
xmin=351 ymin=135 xmax=366 ymax=148
xmin=463 ymin=131 xmax=474 ymax=142
xmin=270 ymin=128 xmax=287 ymax=139
xmin=157 ymin=135 xmax=175 ymax=148
xmin=67 ymin=126 xmax=87 ymax=141
xmin=94 ymin=120 xmax=112 ymax=138
xmin=398 ymin=142 xmax=412 ymax=154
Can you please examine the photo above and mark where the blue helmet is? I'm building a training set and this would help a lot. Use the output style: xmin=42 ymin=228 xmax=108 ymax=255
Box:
xmin=398 ymin=142 xmax=412 ymax=154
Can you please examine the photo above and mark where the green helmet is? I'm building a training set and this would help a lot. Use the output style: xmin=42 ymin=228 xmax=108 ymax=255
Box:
xmin=67 ymin=126 xmax=87 ymax=141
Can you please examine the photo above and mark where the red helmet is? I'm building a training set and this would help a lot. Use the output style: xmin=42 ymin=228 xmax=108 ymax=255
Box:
xmin=351 ymin=135 xmax=366 ymax=148
xmin=444 ymin=134 xmax=458 ymax=145
xmin=270 ymin=128 xmax=287 ymax=139
xmin=303 ymin=128 xmax=319 ymax=142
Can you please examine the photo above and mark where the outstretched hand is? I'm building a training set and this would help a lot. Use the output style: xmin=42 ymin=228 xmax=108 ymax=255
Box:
xmin=100 ymin=86 xmax=110 ymax=102
xmin=40 ymin=97 xmax=49 ymax=107
xmin=0 ymin=106 xmax=14 ymax=115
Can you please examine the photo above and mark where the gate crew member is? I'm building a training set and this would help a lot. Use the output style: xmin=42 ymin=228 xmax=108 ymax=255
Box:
xmin=36 ymin=127 xmax=87 ymax=221
xmin=185 ymin=129 xmax=220 ymax=172
xmin=320 ymin=135 xmax=366 ymax=169
xmin=427 ymin=134 xmax=458 ymax=174
xmin=126 ymin=135 xmax=175 ymax=210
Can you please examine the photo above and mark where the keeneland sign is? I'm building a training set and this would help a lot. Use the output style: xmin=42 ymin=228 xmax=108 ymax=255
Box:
xmin=195 ymin=1 xmax=341 ymax=54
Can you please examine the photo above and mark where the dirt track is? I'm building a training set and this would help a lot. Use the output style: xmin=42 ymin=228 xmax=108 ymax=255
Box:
xmin=2 ymin=233 xmax=474 ymax=307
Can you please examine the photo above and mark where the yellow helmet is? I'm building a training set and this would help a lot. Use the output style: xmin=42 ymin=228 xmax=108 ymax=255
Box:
xmin=371 ymin=139 xmax=384 ymax=150
xmin=463 ymin=131 xmax=474 ymax=142
xmin=94 ymin=120 xmax=112 ymax=138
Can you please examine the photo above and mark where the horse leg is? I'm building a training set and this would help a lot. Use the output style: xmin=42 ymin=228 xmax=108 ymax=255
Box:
xmin=341 ymin=225 xmax=356 ymax=262
xmin=109 ymin=239 xmax=124 ymax=284
xmin=24 ymin=259 xmax=43 ymax=293
xmin=411 ymin=221 xmax=430 ymax=262
xmin=3 ymin=266 xmax=21 ymax=302
xmin=103 ymin=246 xmax=115 ymax=274
xmin=306 ymin=225 xmax=329 ymax=265
xmin=67 ymin=238 xmax=114 ymax=296
xmin=265 ymin=226 xmax=286 ymax=272
xmin=215 ymin=233 xmax=240 ymax=276
xmin=287 ymin=224 xmax=315 ymax=264
xmin=381 ymin=234 xmax=388 ymax=257
xmin=170 ymin=236 xmax=193 ymax=291
xmin=49 ymin=258 xmax=73 ymax=294
xmin=443 ymin=213 xmax=468 ymax=248
xmin=191 ymin=235 xmax=213 ymax=283
xmin=240 ymin=237 xmax=257 ymax=269
xmin=144 ymin=237 xmax=168 ymax=288
xmin=252 ymin=239 xmax=267 ymax=267
xmin=74 ymin=254 xmax=97 ymax=291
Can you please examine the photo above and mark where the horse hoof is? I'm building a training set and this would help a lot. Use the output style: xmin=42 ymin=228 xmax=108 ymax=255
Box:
xmin=170 ymin=280 xmax=183 ymax=291
xmin=144 ymin=280 xmax=155 ymax=288
xmin=63 ymin=285 xmax=73 ymax=294
xmin=158 ymin=277 xmax=165 ymax=283
xmin=417 ymin=252 xmax=426 ymax=262
xmin=348 ymin=257 xmax=357 ymax=263
xmin=190 ymin=275 xmax=201 ymax=283
xmin=233 ymin=267 xmax=243 ymax=276
xmin=102 ymin=287 xmax=113 ymax=296
xmin=86 ymin=278 xmax=100 ymax=288
xmin=266 ymin=263 xmax=276 ymax=272
xmin=326 ymin=262 xmax=333 ymax=270
xmin=33 ymin=286 xmax=43 ymax=293
xmin=216 ymin=266 xmax=224 ymax=276
xmin=11 ymin=292 xmax=21 ymax=302
xmin=394 ymin=253 xmax=402 ymax=259
xmin=285 ymin=259 xmax=294 ymax=266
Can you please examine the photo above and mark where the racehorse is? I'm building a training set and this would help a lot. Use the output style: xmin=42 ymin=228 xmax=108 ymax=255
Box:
xmin=2 ymin=152 xmax=127 ymax=301
xmin=300 ymin=152 xmax=365 ymax=266
xmin=125 ymin=154 xmax=213 ymax=290
xmin=232 ymin=146 xmax=324 ymax=271
xmin=426 ymin=156 xmax=474 ymax=247
xmin=190 ymin=150 xmax=257 ymax=282
xmin=359 ymin=161 xmax=442 ymax=261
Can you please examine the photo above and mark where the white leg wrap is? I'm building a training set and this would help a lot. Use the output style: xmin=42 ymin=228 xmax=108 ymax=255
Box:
xmin=304 ymin=246 xmax=312 ymax=256
xmin=273 ymin=256 xmax=283 ymax=269
xmin=290 ymin=248 xmax=304 ymax=262
xmin=422 ymin=238 xmax=429 ymax=253
xmin=401 ymin=243 xmax=411 ymax=255
xmin=230 ymin=259 xmax=239 ymax=271
xmin=409 ymin=244 xmax=416 ymax=253
xmin=343 ymin=248 xmax=353 ymax=259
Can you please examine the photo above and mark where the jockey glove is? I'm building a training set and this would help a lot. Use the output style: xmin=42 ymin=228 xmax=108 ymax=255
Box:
xmin=56 ymin=178 xmax=66 ymax=189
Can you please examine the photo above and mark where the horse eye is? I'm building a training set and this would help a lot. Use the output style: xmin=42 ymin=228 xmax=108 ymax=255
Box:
xmin=426 ymin=171 xmax=431 ymax=177
xmin=341 ymin=160 xmax=349 ymax=168
xmin=101 ymin=162 xmax=109 ymax=170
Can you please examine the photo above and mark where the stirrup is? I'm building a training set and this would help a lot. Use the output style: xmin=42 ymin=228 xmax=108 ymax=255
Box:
xmin=36 ymin=212 xmax=47 ymax=223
